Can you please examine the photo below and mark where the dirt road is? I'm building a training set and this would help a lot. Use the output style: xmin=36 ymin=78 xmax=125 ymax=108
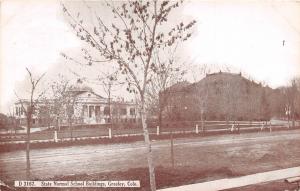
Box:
xmin=1 ymin=130 xmax=300 ymax=182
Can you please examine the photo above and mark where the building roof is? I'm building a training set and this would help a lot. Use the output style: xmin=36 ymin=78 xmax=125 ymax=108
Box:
xmin=163 ymin=81 xmax=191 ymax=93
xmin=189 ymin=71 xmax=265 ymax=89
xmin=162 ymin=71 xmax=270 ymax=95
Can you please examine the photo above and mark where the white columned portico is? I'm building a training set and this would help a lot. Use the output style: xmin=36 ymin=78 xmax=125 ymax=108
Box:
xmin=87 ymin=104 xmax=90 ymax=118
xmin=93 ymin=105 xmax=95 ymax=118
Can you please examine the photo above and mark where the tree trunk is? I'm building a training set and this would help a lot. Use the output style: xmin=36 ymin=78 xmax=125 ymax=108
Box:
xmin=141 ymin=101 xmax=156 ymax=191
xmin=201 ymin=111 xmax=205 ymax=133
xmin=14 ymin=120 xmax=17 ymax=134
xmin=108 ymin=88 xmax=113 ymax=130
xmin=26 ymin=116 xmax=31 ymax=180
xmin=56 ymin=116 xmax=59 ymax=131
xmin=288 ymin=114 xmax=290 ymax=128
xmin=292 ymin=108 xmax=295 ymax=128
xmin=158 ymin=93 xmax=164 ymax=131
xmin=170 ymin=129 xmax=174 ymax=168
xmin=70 ymin=119 xmax=73 ymax=140
xmin=158 ymin=106 xmax=162 ymax=131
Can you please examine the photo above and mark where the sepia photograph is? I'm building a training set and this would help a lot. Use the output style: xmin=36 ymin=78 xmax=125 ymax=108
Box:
xmin=0 ymin=0 xmax=300 ymax=190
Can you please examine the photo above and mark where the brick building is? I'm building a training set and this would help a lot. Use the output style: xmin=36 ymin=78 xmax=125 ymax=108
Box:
xmin=160 ymin=72 xmax=282 ymax=121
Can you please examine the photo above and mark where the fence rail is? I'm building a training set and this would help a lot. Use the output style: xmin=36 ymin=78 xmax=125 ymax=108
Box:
xmin=0 ymin=120 xmax=298 ymax=144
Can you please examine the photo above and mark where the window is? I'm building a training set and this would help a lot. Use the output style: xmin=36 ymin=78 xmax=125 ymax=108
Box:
xmin=95 ymin=106 xmax=100 ymax=116
xmin=112 ymin=108 xmax=118 ymax=115
xmin=89 ymin=106 xmax=94 ymax=118
xmin=120 ymin=108 xmax=127 ymax=115
xmin=104 ymin=107 xmax=110 ymax=115
xmin=83 ymin=105 xmax=87 ymax=117
xmin=130 ymin=108 xmax=135 ymax=115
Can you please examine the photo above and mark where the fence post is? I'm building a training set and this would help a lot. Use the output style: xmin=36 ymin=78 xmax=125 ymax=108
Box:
xmin=157 ymin=126 xmax=160 ymax=136
xmin=54 ymin=130 xmax=58 ymax=143
xmin=108 ymin=128 xmax=112 ymax=139
xmin=195 ymin=124 xmax=199 ymax=134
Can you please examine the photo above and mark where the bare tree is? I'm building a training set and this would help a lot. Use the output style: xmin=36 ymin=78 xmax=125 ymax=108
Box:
xmin=84 ymin=71 xmax=124 ymax=126
xmin=14 ymin=68 xmax=45 ymax=180
xmin=103 ymin=76 xmax=114 ymax=126
xmin=193 ymin=65 xmax=211 ymax=131
xmin=260 ymin=88 xmax=270 ymax=122
xmin=246 ymin=82 xmax=261 ymax=123
xmin=287 ymin=79 xmax=298 ymax=127
xmin=61 ymin=1 xmax=196 ymax=190
xmin=99 ymin=72 xmax=123 ymax=126
xmin=36 ymin=98 xmax=53 ymax=129
xmin=50 ymin=75 xmax=71 ymax=131
xmin=189 ymin=63 xmax=210 ymax=83
xmin=295 ymin=78 xmax=300 ymax=122
xmin=281 ymin=79 xmax=298 ymax=128
xmin=63 ymin=83 xmax=81 ymax=140
xmin=50 ymin=76 xmax=82 ymax=140
xmin=220 ymin=73 xmax=242 ymax=128
xmin=146 ymin=46 xmax=187 ymax=128
xmin=0 ymin=112 xmax=18 ymax=134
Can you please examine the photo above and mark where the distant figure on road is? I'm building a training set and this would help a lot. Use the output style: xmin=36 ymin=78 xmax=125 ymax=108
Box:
xmin=231 ymin=123 xmax=235 ymax=132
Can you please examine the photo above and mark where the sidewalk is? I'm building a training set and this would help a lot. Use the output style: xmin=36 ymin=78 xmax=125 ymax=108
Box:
xmin=158 ymin=166 xmax=300 ymax=191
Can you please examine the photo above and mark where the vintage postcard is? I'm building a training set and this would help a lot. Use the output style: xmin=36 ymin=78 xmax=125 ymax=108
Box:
xmin=0 ymin=0 xmax=300 ymax=191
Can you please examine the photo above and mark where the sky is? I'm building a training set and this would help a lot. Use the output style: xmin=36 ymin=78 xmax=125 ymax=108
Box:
xmin=1 ymin=0 xmax=300 ymax=114
xmin=183 ymin=1 xmax=300 ymax=83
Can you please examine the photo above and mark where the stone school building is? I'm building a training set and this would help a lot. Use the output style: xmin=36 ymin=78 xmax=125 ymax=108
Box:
xmin=14 ymin=87 xmax=139 ymax=127
xmin=160 ymin=72 xmax=282 ymax=121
